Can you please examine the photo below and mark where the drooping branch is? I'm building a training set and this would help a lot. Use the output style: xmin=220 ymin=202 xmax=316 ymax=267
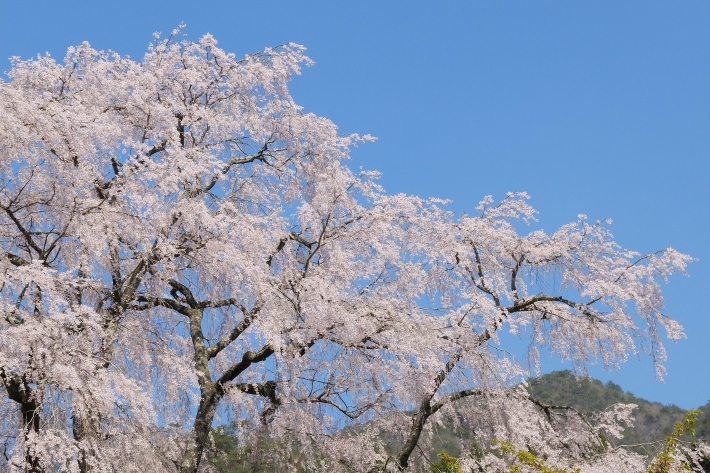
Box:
xmin=135 ymin=295 xmax=189 ymax=315
xmin=205 ymin=304 xmax=259 ymax=359
xmin=299 ymin=390 xmax=389 ymax=420
xmin=217 ymin=345 xmax=275 ymax=387
xmin=6 ymin=252 xmax=29 ymax=267
xmin=196 ymin=138 xmax=275 ymax=196
xmin=267 ymin=231 xmax=316 ymax=267
xmin=429 ymin=388 xmax=484 ymax=415
xmin=1 ymin=204 xmax=45 ymax=258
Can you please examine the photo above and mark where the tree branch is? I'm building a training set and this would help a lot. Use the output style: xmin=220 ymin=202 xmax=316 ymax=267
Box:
xmin=217 ymin=345 xmax=275 ymax=387
xmin=206 ymin=304 xmax=260 ymax=359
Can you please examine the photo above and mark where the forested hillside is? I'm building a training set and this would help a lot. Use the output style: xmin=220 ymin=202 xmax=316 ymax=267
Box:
xmin=528 ymin=371 xmax=710 ymax=446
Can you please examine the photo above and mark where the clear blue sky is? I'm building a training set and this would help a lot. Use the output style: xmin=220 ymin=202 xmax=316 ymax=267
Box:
xmin=2 ymin=1 xmax=708 ymax=409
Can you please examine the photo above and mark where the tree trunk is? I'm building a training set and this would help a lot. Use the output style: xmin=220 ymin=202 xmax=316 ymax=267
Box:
xmin=394 ymin=398 xmax=432 ymax=471
xmin=1 ymin=370 xmax=43 ymax=473
xmin=20 ymin=397 xmax=42 ymax=473
xmin=178 ymin=384 xmax=221 ymax=473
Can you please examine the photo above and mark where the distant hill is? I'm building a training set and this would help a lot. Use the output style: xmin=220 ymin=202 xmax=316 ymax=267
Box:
xmin=527 ymin=370 xmax=710 ymax=446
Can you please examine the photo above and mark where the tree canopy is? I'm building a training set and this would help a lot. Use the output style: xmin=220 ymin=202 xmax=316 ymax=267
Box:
xmin=0 ymin=29 xmax=700 ymax=472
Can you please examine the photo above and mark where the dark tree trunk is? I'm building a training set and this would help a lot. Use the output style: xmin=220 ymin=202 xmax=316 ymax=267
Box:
xmin=1 ymin=370 xmax=43 ymax=473
xmin=20 ymin=397 xmax=42 ymax=473
xmin=178 ymin=384 xmax=221 ymax=473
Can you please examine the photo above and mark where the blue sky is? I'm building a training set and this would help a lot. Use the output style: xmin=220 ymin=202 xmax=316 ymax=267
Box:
xmin=1 ymin=1 xmax=708 ymax=409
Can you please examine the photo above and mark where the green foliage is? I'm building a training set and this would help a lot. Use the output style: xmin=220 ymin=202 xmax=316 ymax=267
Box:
xmin=204 ymin=424 xmax=289 ymax=473
xmin=430 ymin=450 xmax=463 ymax=473
xmin=207 ymin=425 xmax=242 ymax=472
xmin=647 ymin=410 xmax=699 ymax=473
xmin=494 ymin=440 xmax=580 ymax=473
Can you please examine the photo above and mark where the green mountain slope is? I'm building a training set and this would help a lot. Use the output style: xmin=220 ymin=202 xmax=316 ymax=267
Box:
xmin=527 ymin=370 xmax=698 ymax=446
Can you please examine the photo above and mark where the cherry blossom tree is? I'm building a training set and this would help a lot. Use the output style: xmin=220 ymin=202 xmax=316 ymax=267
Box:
xmin=0 ymin=28 xmax=697 ymax=472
